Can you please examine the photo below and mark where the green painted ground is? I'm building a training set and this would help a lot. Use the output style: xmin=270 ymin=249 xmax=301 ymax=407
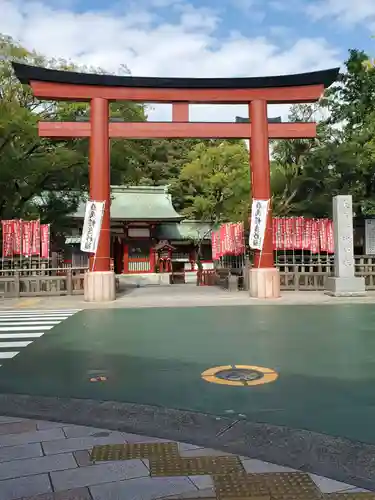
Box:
xmin=1 ymin=304 xmax=375 ymax=443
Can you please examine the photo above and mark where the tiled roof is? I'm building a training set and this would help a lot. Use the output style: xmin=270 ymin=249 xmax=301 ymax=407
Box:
xmin=157 ymin=221 xmax=212 ymax=240
xmin=72 ymin=185 xmax=182 ymax=221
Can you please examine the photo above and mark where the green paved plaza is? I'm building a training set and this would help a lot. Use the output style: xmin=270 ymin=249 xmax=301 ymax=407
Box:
xmin=0 ymin=304 xmax=375 ymax=444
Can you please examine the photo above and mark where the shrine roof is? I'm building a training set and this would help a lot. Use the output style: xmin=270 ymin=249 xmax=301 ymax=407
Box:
xmin=157 ymin=221 xmax=212 ymax=240
xmin=72 ymin=185 xmax=182 ymax=221
xmin=12 ymin=63 xmax=339 ymax=90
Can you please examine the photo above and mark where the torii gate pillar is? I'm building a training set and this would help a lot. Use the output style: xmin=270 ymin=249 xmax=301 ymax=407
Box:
xmin=249 ymin=100 xmax=280 ymax=299
xmin=84 ymin=97 xmax=116 ymax=302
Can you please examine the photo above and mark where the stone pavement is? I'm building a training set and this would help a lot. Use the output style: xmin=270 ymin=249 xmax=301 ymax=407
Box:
xmin=2 ymin=286 xmax=375 ymax=311
xmin=0 ymin=415 xmax=371 ymax=500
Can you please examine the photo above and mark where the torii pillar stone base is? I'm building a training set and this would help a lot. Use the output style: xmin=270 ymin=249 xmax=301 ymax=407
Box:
xmin=249 ymin=268 xmax=280 ymax=299
xmin=325 ymin=195 xmax=366 ymax=297
xmin=84 ymin=271 xmax=116 ymax=302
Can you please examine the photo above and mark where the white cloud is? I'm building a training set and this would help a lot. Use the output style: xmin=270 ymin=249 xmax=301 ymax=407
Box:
xmin=1 ymin=0 xmax=341 ymax=122
xmin=307 ymin=0 xmax=375 ymax=28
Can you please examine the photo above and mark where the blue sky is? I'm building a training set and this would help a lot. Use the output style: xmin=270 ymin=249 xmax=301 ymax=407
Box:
xmin=2 ymin=0 xmax=375 ymax=121
xmin=67 ymin=0 xmax=374 ymax=60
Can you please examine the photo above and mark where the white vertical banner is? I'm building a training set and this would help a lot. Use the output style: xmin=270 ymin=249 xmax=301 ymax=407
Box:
xmin=80 ymin=201 xmax=105 ymax=253
xmin=249 ymin=199 xmax=270 ymax=250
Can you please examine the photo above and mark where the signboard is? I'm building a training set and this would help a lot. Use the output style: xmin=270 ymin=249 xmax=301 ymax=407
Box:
xmin=365 ymin=219 xmax=375 ymax=255
xmin=80 ymin=201 xmax=105 ymax=253
xmin=127 ymin=227 xmax=150 ymax=238
xmin=249 ymin=199 xmax=269 ymax=250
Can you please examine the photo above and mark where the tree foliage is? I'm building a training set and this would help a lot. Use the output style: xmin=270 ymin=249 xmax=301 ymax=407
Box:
xmin=267 ymin=49 xmax=375 ymax=218
xmin=169 ymin=140 xmax=250 ymax=223
xmin=0 ymin=34 xmax=147 ymax=234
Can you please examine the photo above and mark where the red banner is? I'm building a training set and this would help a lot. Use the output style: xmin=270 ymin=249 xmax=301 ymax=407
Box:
xmin=301 ymin=218 xmax=312 ymax=250
xmin=272 ymin=217 xmax=333 ymax=253
xmin=1 ymin=220 xmax=14 ymax=257
xmin=227 ymin=223 xmax=235 ymax=255
xmin=22 ymin=221 xmax=32 ymax=257
xmin=272 ymin=217 xmax=279 ymax=250
xmin=233 ymin=223 xmax=245 ymax=255
xmin=219 ymin=224 xmax=231 ymax=256
xmin=31 ymin=220 xmax=41 ymax=256
xmin=211 ymin=230 xmax=219 ymax=260
xmin=293 ymin=217 xmax=304 ymax=249
xmin=217 ymin=223 xmax=246 ymax=257
xmin=40 ymin=224 xmax=50 ymax=259
xmin=326 ymin=219 xmax=334 ymax=253
xmin=311 ymin=219 xmax=320 ymax=254
xmin=319 ymin=219 xmax=328 ymax=252
xmin=13 ymin=220 xmax=22 ymax=255
xmin=284 ymin=218 xmax=294 ymax=250
xmin=275 ymin=218 xmax=286 ymax=250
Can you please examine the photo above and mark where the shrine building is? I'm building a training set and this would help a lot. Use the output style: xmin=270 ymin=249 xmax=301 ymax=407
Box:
xmin=64 ymin=185 xmax=213 ymax=283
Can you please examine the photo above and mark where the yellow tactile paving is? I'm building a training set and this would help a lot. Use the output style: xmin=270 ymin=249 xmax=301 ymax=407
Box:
xmin=150 ymin=455 xmax=244 ymax=477
xmin=248 ymin=472 xmax=323 ymax=500
xmin=89 ymin=441 xmax=371 ymax=500
xmin=213 ymin=472 xmax=270 ymax=499
xmin=17 ymin=298 xmax=41 ymax=308
xmin=90 ymin=442 xmax=179 ymax=461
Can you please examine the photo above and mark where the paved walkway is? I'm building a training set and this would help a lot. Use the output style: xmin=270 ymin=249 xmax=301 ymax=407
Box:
xmin=0 ymin=415 xmax=370 ymax=500
xmin=2 ymin=286 xmax=375 ymax=310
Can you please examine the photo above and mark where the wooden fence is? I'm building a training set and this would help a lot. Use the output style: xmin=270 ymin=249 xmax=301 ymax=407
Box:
xmin=0 ymin=268 xmax=87 ymax=298
xmin=214 ymin=256 xmax=375 ymax=291
xmin=279 ymin=256 xmax=375 ymax=291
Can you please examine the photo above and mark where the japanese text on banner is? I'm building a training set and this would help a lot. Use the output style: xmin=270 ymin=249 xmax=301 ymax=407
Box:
xmin=13 ymin=220 xmax=22 ymax=255
xmin=80 ymin=201 xmax=105 ymax=253
xmin=249 ymin=199 xmax=269 ymax=250
xmin=22 ymin=221 xmax=32 ymax=257
xmin=31 ymin=220 xmax=41 ymax=256
xmin=1 ymin=220 xmax=14 ymax=257
xmin=211 ymin=230 xmax=221 ymax=260
xmin=40 ymin=224 xmax=50 ymax=259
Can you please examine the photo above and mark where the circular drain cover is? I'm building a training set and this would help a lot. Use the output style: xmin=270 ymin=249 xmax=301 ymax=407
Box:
xmin=201 ymin=365 xmax=278 ymax=386
xmin=215 ymin=368 xmax=263 ymax=382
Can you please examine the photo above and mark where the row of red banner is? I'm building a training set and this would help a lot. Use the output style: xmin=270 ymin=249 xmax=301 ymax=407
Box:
xmin=1 ymin=220 xmax=50 ymax=258
xmin=211 ymin=223 xmax=245 ymax=259
xmin=211 ymin=218 xmax=334 ymax=259
xmin=273 ymin=217 xmax=334 ymax=253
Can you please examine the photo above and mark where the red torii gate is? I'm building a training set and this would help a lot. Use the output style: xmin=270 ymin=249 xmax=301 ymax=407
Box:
xmin=12 ymin=63 xmax=338 ymax=301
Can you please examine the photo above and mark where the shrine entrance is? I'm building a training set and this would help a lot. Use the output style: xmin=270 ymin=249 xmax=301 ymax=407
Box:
xmin=12 ymin=63 xmax=339 ymax=301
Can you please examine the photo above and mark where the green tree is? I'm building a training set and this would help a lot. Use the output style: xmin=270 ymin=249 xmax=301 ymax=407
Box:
xmin=269 ymin=50 xmax=375 ymax=218
xmin=0 ymin=34 xmax=147 ymax=236
xmin=169 ymin=140 xmax=250 ymax=222
xmin=0 ymin=36 xmax=86 ymax=228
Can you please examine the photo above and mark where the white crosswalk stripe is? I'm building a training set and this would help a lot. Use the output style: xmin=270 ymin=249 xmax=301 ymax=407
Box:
xmin=0 ymin=310 xmax=81 ymax=365
xmin=0 ymin=322 xmax=61 ymax=326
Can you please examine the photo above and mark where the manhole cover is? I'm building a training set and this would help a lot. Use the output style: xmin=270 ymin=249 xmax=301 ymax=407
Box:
xmin=201 ymin=365 xmax=278 ymax=386
xmin=215 ymin=368 xmax=263 ymax=382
